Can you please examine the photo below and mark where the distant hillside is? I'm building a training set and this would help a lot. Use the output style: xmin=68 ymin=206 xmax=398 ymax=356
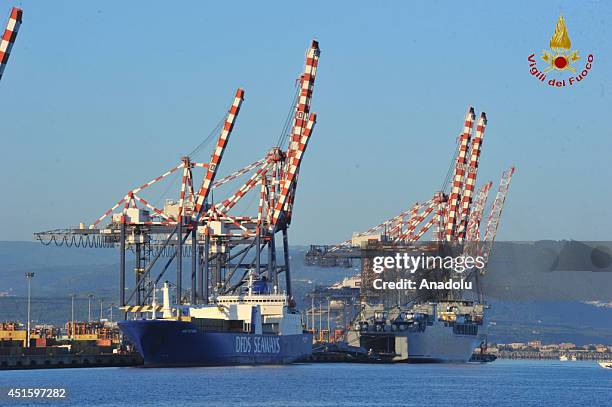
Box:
xmin=1 ymin=241 xmax=611 ymax=345
xmin=0 ymin=241 xmax=116 ymax=269
xmin=0 ymin=242 xmax=349 ymax=298
xmin=0 ymin=242 xmax=352 ymax=327
xmin=0 ymin=241 xmax=118 ymax=297
xmin=486 ymin=300 xmax=612 ymax=345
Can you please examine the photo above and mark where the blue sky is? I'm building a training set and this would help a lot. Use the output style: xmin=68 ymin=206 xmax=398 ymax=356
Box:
xmin=0 ymin=0 xmax=610 ymax=244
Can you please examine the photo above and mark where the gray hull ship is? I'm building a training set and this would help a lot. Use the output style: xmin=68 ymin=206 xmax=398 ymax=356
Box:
xmin=346 ymin=301 xmax=485 ymax=363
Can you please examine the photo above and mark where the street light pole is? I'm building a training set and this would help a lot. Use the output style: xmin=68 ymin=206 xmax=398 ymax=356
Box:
xmin=88 ymin=294 xmax=93 ymax=323
xmin=70 ymin=294 xmax=75 ymax=340
xmin=24 ymin=273 xmax=34 ymax=348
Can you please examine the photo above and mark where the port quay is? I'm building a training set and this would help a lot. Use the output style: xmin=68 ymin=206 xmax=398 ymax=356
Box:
xmin=0 ymin=3 xmax=611 ymax=406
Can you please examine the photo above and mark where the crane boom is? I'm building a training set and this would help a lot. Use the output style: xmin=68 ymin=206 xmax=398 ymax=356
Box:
xmin=193 ymin=88 xmax=245 ymax=220
xmin=0 ymin=7 xmax=22 ymax=82
xmin=286 ymin=40 xmax=320 ymax=163
xmin=481 ymin=167 xmax=515 ymax=265
xmin=444 ymin=107 xmax=475 ymax=241
xmin=281 ymin=40 xmax=321 ymax=223
xmin=270 ymin=113 xmax=317 ymax=231
xmin=466 ymin=181 xmax=492 ymax=241
xmin=398 ymin=197 xmax=436 ymax=241
xmin=456 ymin=112 xmax=487 ymax=240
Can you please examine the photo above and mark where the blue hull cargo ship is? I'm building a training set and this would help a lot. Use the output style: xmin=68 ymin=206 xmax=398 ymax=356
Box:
xmin=119 ymin=280 xmax=312 ymax=367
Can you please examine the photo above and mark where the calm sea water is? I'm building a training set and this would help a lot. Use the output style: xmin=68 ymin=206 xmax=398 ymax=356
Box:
xmin=0 ymin=360 xmax=610 ymax=406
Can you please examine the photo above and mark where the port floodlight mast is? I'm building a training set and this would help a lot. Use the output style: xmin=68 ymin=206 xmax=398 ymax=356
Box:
xmin=25 ymin=272 xmax=34 ymax=348
xmin=88 ymin=294 xmax=94 ymax=323
xmin=70 ymin=294 xmax=75 ymax=340
xmin=35 ymin=40 xmax=321 ymax=319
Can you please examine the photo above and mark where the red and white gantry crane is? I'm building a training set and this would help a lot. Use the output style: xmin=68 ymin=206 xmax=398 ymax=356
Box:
xmin=36 ymin=40 xmax=322 ymax=313
xmin=306 ymin=107 xmax=514 ymax=275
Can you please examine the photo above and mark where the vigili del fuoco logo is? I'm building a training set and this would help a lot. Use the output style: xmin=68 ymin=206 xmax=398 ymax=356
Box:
xmin=528 ymin=15 xmax=594 ymax=87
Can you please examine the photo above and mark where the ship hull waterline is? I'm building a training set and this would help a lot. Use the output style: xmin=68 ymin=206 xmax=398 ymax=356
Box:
xmin=348 ymin=323 xmax=484 ymax=363
xmin=119 ymin=320 xmax=313 ymax=367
